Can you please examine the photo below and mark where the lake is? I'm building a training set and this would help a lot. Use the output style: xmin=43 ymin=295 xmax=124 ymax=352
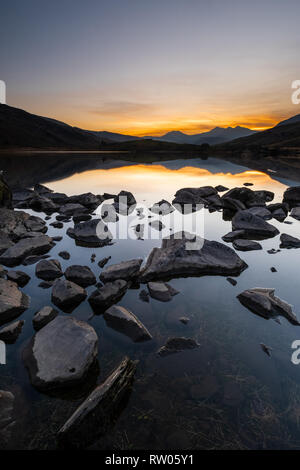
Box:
xmin=2 ymin=155 xmax=300 ymax=450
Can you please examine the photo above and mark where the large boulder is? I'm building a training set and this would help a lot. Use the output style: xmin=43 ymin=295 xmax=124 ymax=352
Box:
xmin=29 ymin=194 xmax=59 ymax=213
xmin=88 ymin=280 xmax=128 ymax=312
xmin=67 ymin=219 xmax=112 ymax=247
xmin=103 ymin=305 xmax=152 ymax=342
xmin=237 ymin=288 xmax=300 ymax=325
xmin=0 ymin=173 xmax=12 ymax=209
xmin=100 ymin=259 xmax=143 ymax=283
xmin=113 ymin=190 xmax=136 ymax=214
xmin=139 ymin=232 xmax=247 ymax=282
xmin=283 ymin=186 xmax=300 ymax=207
xmin=232 ymin=210 xmax=279 ymax=239
xmin=51 ymin=279 xmax=87 ymax=311
xmin=0 ymin=235 xmax=54 ymax=267
xmin=0 ymin=279 xmax=30 ymax=326
xmin=68 ymin=193 xmax=102 ymax=210
xmin=57 ymin=357 xmax=137 ymax=448
xmin=172 ymin=186 xmax=217 ymax=207
xmin=23 ymin=316 xmax=98 ymax=391
xmin=65 ymin=265 xmax=96 ymax=287
xmin=35 ymin=259 xmax=63 ymax=280
xmin=280 ymin=233 xmax=300 ymax=249
xmin=0 ymin=208 xmax=45 ymax=241
xmin=222 ymin=187 xmax=274 ymax=208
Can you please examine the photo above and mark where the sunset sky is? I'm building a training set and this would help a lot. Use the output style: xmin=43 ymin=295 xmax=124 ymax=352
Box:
xmin=1 ymin=0 xmax=300 ymax=136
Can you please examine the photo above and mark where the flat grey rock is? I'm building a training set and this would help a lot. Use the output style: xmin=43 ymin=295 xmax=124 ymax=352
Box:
xmin=89 ymin=280 xmax=128 ymax=312
xmin=33 ymin=306 xmax=58 ymax=331
xmin=57 ymin=357 xmax=137 ymax=448
xmin=0 ymin=320 xmax=24 ymax=343
xmin=23 ymin=316 xmax=98 ymax=391
xmin=100 ymin=259 xmax=143 ymax=283
xmin=0 ymin=235 xmax=54 ymax=267
xmin=147 ymin=281 xmax=178 ymax=302
xmin=232 ymin=239 xmax=262 ymax=251
xmin=280 ymin=233 xmax=300 ymax=248
xmin=232 ymin=210 xmax=279 ymax=239
xmin=65 ymin=265 xmax=96 ymax=287
xmin=35 ymin=259 xmax=63 ymax=280
xmin=222 ymin=230 xmax=246 ymax=242
xmin=139 ymin=232 xmax=247 ymax=282
xmin=51 ymin=279 xmax=87 ymax=311
xmin=237 ymin=288 xmax=300 ymax=325
xmin=67 ymin=219 xmax=112 ymax=247
xmin=104 ymin=305 xmax=152 ymax=342
xmin=158 ymin=337 xmax=200 ymax=357
xmin=0 ymin=278 xmax=30 ymax=326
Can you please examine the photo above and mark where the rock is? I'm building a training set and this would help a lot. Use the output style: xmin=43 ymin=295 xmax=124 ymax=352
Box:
xmin=113 ymin=190 xmax=136 ymax=214
xmin=0 ymin=320 xmax=24 ymax=343
xmin=22 ymin=254 xmax=50 ymax=265
xmin=56 ymin=214 xmax=70 ymax=222
xmin=280 ymin=233 xmax=300 ymax=248
xmin=73 ymin=214 xmax=91 ymax=224
xmin=46 ymin=192 xmax=69 ymax=205
xmin=149 ymin=220 xmax=165 ymax=231
xmin=139 ymin=232 xmax=247 ymax=282
xmin=139 ymin=289 xmax=150 ymax=302
xmin=215 ymin=185 xmax=229 ymax=193
xmin=68 ymin=193 xmax=102 ymax=210
xmin=57 ymin=357 xmax=137 ymax=448
xmin=23 ymin=316 xmax=98 ymax=391
xmin=51 ymin=279 xmax=87 ymax=311
xmin=50 ymin=221 xmax=63 ymax=229
xmin=65 ymin=265 xmax=96 ymax=287
xmin=59 ymin=203 xmax=87 ymax=217
xmin=29 ymin=194 xmax=59 ymax=213
xmin=0 ymin=231 xmax=14 ymax=255
xmin=0 ymin=390 xmax=15 ymax=448
xmin=38 ymin=280 xmax=54 ymax=289
xmin=272 ymin=208 xmax=287 ymax=222
xmin=100 ymin=203 xmax=119 ymax=223
xmin=147 ymin=281 xmax=178 ymax=302
xmin=244 ymin=182 xmax=253 ymax=186
xmin=0 ymin=173 xmax=12 ymax=209
xmin=0 ymin=208 xmax=44 ymax=241
xmin=67 ymin=219 xmax=112 ymax=247
xmin=270 ymin=267 xmax=277 ymax=273
xmin=247 ymin=207 xmax=272 ymax=220
xmin=35 ymin=259 xmax=63 ymax=280
xmin=0 ymin=235 xmax=54 ymax=267
xmin=89 ymin=280 xmax=128 ymax=312
xmin=12 ymin=188 xmax=34 ymax=205
xmin=103 ymin=305 xmax=152 ymax=342
xmin=291 ymin=207 xmax=300 ymax=221
xmin=232 ymin=239 xmax=262 ymax=251
xmin=34 ymin=183 xmax=53 ymax=195
xmin=33 ymin=306 xmax=58 ymax=331
xmin=179 ymin=317 xmax=189 ymax=324
xmin=222 ymin=230 xmax=247 ymax=242
xmin=150 ymin=200 xmax=174 ymax=215
xmin=267 ymin=248 xmax=280 ymax=255
xmin=98 ymin=256 xmax=111 ymax=268
xmin=6 ymin=270 xmax=30 ymax=287
xmin=0 ymin=279 xmax=30 ymax=326
xmin=283 ymin=186 xmax=300 ymax=207
xmin=158 ymin=337 xmax=200 ymax=357
xmin=172 ymin=186 xmax=217 ymax=208
xmin=58 ymin=251 xmax=70 ymax=260
xmin=0 ymin=265 xmax=7 ymax=278
xmin=227 ymin=277 xmax=237 ymax=286
xmin=100 ymin=259 xmax=143 ymax=283
xmin=232 ymin=210 xmax=279 ymax=239
xmin=222 ymin=197 xmax=246 ymax=212
xmin=237 ymin=288 xmax=300 ymax=325
xmin=222 ymin=187 xmax=274 ymax=208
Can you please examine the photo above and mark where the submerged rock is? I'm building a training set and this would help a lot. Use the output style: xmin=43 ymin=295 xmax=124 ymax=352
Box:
xmin=57 ymin=357 xmax=138 ymax=448
xmin=232 ymin=239 xmax=262 ymax=251
xmin=280 ymin=233 xmax=300 ymax=249
xmin=103 ymin=305 xmax=152 ymax=342
xmin=32 ymin=306 xmax=58 ymax=331
xmin=100 ymin=259 xmax=143 ymax=283
xmin=88 ymin=280 xmax=128 ymax=312
xmin=6 ymin=270 xmax=30 ymax=287
xmin=67 ymin=219 xmax=112 ymax=247
xmin=139 ymin=289 xmax=150 ymax=303
xmin=158 ymin=337 xmax=200 ymax=357
xmin=51 ymin=279 xmax=87 ymax=311
xmin=227 ymin=277 xmax=237 ymax=286
xmin=232 ymin=210 xmax=279 ymax=239
xmin=0 ymin=235 xmax=54 ymax=267
xmin=0 ymin=279 xmax=30 ymax=326
xmin=147 ymin=281 xmax=179 ymax=302
xmin=237 ymin=288 xmax=300 ymax=325
xmin=23 ymin=316 xmax=98 ymax=391
xmin=0 ymin=320 xmax=24 ymax=343
xmin=139 ymin=232 xmax=247 ymax=282
xmin=35 ymin=259 xmax=63 ymax=281
xmin=260 ymin=343 xmax=272 ymax=357
xmin=65 ymin=265 xmax=96 ymax=287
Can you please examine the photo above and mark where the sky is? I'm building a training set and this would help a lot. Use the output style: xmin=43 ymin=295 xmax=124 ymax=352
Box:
xmin=1 ymin=0 xmax=300 ymax=136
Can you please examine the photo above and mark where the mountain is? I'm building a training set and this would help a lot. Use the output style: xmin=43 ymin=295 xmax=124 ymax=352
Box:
xmin=0 ymin=104 xmax=101 ymax=149
xmin=220 ymin=120 xmax=300 ymax=149
xmin=152 ymin=126 xmax=257 ymax=145
xmin=78 ymin=129 xmax=141 ymax=143
xmin=276 ymin=114 xmax=300 ymax=127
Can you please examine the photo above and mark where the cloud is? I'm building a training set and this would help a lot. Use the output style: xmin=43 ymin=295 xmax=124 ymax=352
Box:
xmin=87 ymin=101 xmax=157 ymax=117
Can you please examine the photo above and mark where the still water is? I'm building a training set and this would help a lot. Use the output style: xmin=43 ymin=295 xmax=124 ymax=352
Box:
xmin=2 ymin=156 xmax=300 ymax=450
